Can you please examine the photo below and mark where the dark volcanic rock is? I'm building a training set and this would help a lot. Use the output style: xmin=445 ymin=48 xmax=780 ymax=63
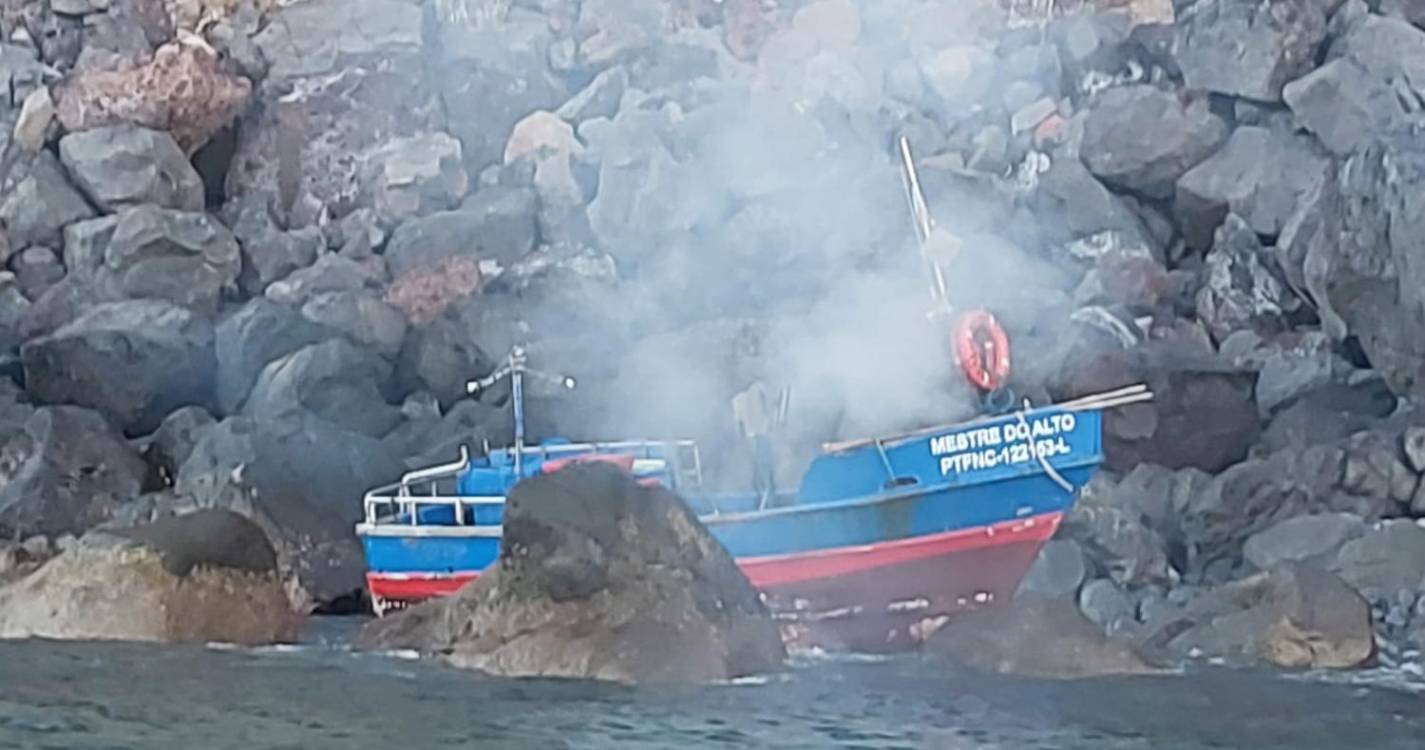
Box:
xmin=1175 ymin=126 xmax=1331 ymax=251
xmin=141 ymin=405 xmax=217 ymax=483
xmin=228 ymin=0 xmax=444 ymax=227
xmin=1017 ymin=539 xmax=1090 ymax=598
xmin=435 ymin=14 xmax=568 ymax=174
xmin=0 ymin=405 xmax=148 ymax=539
xmin=90 ymin=205 xmax=242 ymax=316
xmin=1033 ymin=156 xmax=1158 ymax=260
xmin=265 ymin=252 xmax=387 ymax=307
xmin=1329 ymin=520 xmax=1425 ymax=601
xmin=366 ymin=132 xmax=470 ymax=224
xmin=387 ymin=187 xmax=537 ymax=271
xmin=1243 ymin=513 xmax=1367 ymax=572
xmin=299 ymin=291 xmax=408 ymax=359
xmin=0 ymin=509 xmax=300 ymax=645
xmin=1079 ymin=85 xmax=1227 ymax=199
xmin=1305 ymin=137 xmax=1425 ymax=400
xmin=356 ymin=462 xmax=786 ymax=683
xmin=57 ymin=125 xmax=204 ymax=212
xmin=174 ymin=412 xmax=404 ymax=610
xmin=215 ymin=297 xmax=334 ymax=414
xmin=243 ymin=338 xmax=401 ymax=438
xmin=1137 ymin=563 xmax=1374 ymax=670
xmin=1172 ymin=0 xmax=1328 ymax=102
xmin=0 ymin=151 xmax=95 ymax=248
xmin=925 ymin=594 xmax=1155 ymax=679
xmin=21 ymin=300 xmax=215 ymax=434
xmin=1064 ymin=469 xmax=1184 ymax=588
xmin=1195 ymin=214 xmax=1296 ymax=344
xmin=223 ymin=196 xmax=324 ymax=297
xmin=11 ymin=247 xmax=65 ymax=301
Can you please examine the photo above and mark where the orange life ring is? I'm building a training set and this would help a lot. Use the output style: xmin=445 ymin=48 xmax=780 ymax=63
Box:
xmin=952 ymin=309 xmax=1011 ymax=392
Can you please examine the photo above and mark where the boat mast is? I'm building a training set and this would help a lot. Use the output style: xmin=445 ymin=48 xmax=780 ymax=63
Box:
xmin=465 ymin=344 xmax=577 ymax=477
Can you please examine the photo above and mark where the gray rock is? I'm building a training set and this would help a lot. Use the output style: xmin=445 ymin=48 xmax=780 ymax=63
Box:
xmin=1282 ymin=58 xmax=1420 ymax=157
xmin=1404 ymin=427 xmax=1425 ymax=474
xmin=215 ymin=297 xmax=334 ymax=414
xmin=299 ymin=291 xmax=408 ymax=359
xmin=12 ymin=85 xmax=56 ymax=152
xmin=0 ymin=151 xmax=95 ymax=247
xmin=456 ymin=186 xmax=540 ymax=263
xmin=1063 ymin=492 xmax=1176 ymax=589
xmin=386 ymin=194 xmax=535 ymax=276
xmin=21 ymin=300 xmax=216 ymax=434
xmin=58 ymin=125 xmax=204 ymax=212
xmin=174 ymin=411 xmax=405 ymax=610
xmin=223 ymin=196 xmax=324 ymax=296
xmin=0 ymin=405 xmax=148 ymax=539
xmin=435 ymin=14 xmax=567 ymax=173
xmin=1194 ymin=214 xmax=1295 ymax=344
xmin=60 ymin=215 xmax=118 ymax=287
xmin=1080 ymin=85 xmax=1227 ymax=199
xmin=11 ymin=246 xmax=65 ymax=301
xmin=243 ymin=338 xmax=401 ymax=438
xmin=556 ymin=65 xmax=628 ymax=124
xmin=384 ymin=398 xmax=506 ymax=469
xmin=93 ymin=205 xmax=241 ymax=316
xmin=0 ymin=509 xmax=299 ymax=645
xmin=0 ymin=273 xmax=31 ymax=352
xmin=1138 ymin=563 xmax=1373 ymax=670
xmin=1341 ymin=430 xmax=1419 ymax=506
xmin=1303 ymin=137 xmax=1425 ymax=401
xmin=1243 ymin=513 xmax=1368 ymax=571
xmin=1017 ymin=539 xmax=1089 ymax=598
xmin=231 ymin=0 xmax=442 ymax=228
xmin=1379 ymin=0 xmax=1425 ymax=27
xmin=396 ymin=300 xmax=501 ymax=408
xmin=1331 ymin=521 xmax=1425 ymax=599
xmin=1249 ymin=333 xmax=1354 ymax=417
xmin=1032 ymin=157 xmax=1158 ymax=260
xmin=265 ymin=252 xmax=386 ymax=307
xmin=924 ymin=594 xmax=1154 ymax=678
xmin=143 ymin=405 xmax=216 ymax=481
xmin=355 ymin=462 xmax=785 ymax=683
xmin=366 ymin=132 xmax=469 ymax=224
xmin=1078 ymin=578 xmax=1136 ymax=631
xmin=1175 ymin=126 xmax=1331 ymax=251
xmin=1172 ymin=0 xmax=1329 ymax=102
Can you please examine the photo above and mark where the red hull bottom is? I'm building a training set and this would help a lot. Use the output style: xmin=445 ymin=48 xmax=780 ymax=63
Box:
xmin=366 ymin=512 xmax=1062 ymax=651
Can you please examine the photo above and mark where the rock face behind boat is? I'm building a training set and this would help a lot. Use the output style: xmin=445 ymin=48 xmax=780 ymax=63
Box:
xmin=0 ymin=509 xmax=299 ymax=645
xmin=356 ymin=462 xmax=786 ymax=683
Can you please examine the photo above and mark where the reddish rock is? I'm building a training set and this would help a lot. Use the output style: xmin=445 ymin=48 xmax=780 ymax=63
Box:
xmin=53 ymin=40 xmax=251 ymax=154
xmin=385 ymin=256 xmax=484 ymax=327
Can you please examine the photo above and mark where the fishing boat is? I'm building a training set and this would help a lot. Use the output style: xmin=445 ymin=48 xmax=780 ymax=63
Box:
xmin=355 ymin=343 xmax=1148 ymax=650
xmin=356 ymin=137 xmax=1149 ymax=649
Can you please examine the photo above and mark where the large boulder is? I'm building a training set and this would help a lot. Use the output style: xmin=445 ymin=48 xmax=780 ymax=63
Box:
xmin=1244 ymin=513 xmax=1368 ymax=571
xmin=214 ymin=297 xmax=334 ymax=414
xmin=1137 ymin=563 xmax=1374 ymax=670
xmin=299 ymin=291 xmax=408 ymax=360
xmin=355 ymin=462 xmax=786 ymax=684
xmin=57 ymin=125 xmax=205 ymax=212
xmin=387 ymin=190 xmax=537 ymax=274
xmin=20 ymin=300 xmax=216 ymax=435
xmin=1079 ymin=85 xmax=1227 ymax=199
xmin=0 ymin=151 xmax=95 ymax=248
xmin=52 ymin=39 xmax=251 ymax=154
xmin=1283 ymin=14 xmax=1425 ymax=158
xmin=1301 ymin=136 xmax=1425 ymax=400
xmin=924 ymin=594 xmax=1156 ymax=679
xmin=243 ymin=338 xmax=401 ymax=438
xmin=0 ymin=510 xmax=299 ymax=645
xmin=86 ymin=205 xmax=241 ymax=316
xmin=227 ymin=0 xmax=444 ymax=227
xmin=174 ymin=412 xmax=405 ymax=610
xmin=0 ymin=405 xmax=148 ymax=539
xmin=1328 ymin=520 xmax=1425 ymax=601
xmin=366 ymin=131 xmax=469 ymax=224
xmin=1172 ymin=0 xmax=1329 ymax=102
xmin=1175 ymin=126 xmax=1332 ymax=251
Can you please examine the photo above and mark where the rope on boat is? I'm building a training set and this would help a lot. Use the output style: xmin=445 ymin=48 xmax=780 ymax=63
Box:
xmin=1015 ymin=399 xmax=1075 ymax=495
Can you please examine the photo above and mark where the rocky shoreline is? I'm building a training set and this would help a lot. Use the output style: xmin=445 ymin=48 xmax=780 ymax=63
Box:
xmin=2 ymin=0 xmax=1425 ymax=681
